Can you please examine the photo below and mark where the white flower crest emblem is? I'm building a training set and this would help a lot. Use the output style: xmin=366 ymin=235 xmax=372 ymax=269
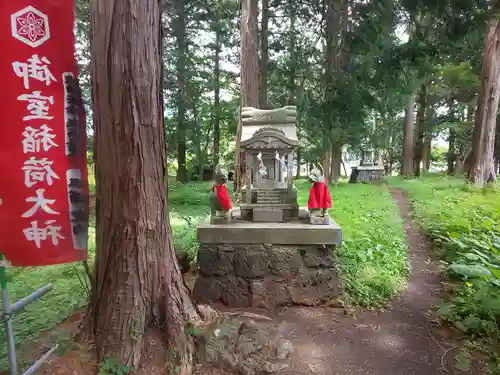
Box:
xmin=17 ymin=11 xmax=46 ymax=42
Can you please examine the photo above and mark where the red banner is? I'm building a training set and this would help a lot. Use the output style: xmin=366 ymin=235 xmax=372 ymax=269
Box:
xmin=0 ymin=1 xmax=89 ymax=266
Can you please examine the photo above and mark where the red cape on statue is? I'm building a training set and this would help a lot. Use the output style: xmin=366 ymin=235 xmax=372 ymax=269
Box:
xmin=214 ymin=184 xmax=232 ymax=210
xmin=308 ymin=181 xmax=332 ymax=209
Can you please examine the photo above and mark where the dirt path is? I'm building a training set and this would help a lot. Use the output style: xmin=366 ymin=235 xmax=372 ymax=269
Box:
xmin=274 ymin=188 xmax=467 ymax=375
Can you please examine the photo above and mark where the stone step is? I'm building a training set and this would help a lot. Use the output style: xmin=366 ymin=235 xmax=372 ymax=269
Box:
xmin=257 ymin=194 xmax=281 ymax=199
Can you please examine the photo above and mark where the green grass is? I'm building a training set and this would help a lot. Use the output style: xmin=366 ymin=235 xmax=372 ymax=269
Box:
xmin=0 ymin=227 xmax=96 ymax=371
xmin=386 ymin=173 xmax=500 ymax=373
xmin=0 ymin=177 xmax=408 ymax=371
xmin=295 ymin=180 xmax=408 ymax=307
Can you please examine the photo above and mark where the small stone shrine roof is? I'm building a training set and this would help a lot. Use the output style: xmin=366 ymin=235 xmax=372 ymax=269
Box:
xmin=240 ymin=106 xmax=298 ymax=150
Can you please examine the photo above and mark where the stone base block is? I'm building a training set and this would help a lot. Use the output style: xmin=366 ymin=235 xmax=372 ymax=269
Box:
xmin=310 ymin=215 xmax=331 ymax=225
xmin=210 ymin=215 xmax=231 ymax=224
xmin=198 ymin=220 xmax=342 ymax=245
xmin=193 ymin=243 xmax=341 ymax=308
xmin=253 ymin=207 xmax=284 ymax=223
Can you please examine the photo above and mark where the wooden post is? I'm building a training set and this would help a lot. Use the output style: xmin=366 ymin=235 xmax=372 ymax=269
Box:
xmin=246 ymin=153 xmax=252 ymax=204
xmin=287 ymin=150 xmax=293 ymax=200
xmin=255 ymin=154 xmax=260 ymax=187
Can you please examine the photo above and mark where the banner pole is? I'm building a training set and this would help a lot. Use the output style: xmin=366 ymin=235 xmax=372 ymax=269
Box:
xmin=0 ymin=253 xmax=18 ymax=375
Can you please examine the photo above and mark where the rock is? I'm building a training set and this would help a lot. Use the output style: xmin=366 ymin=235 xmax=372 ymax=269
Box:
xmin=250 ymin=279 xmax=291 ymax=309
xmin=194 ymin=244 xmax=342 ymax=309
xmin=197 ymin=315 xmax=292 ymax=375
xmin=289 ymin=268 xmax=340 ymax=306
xmin=301 ymin=246 xmax=334 ymax=268
xmin=275 ymin=339 xmax=293 ymax=360
xmin=197 ymin=304 xmax=219 ymax=321
xmin=193 ymin=276 xmax=221 ymax=303
xmin=198 ymin=246 xmax=234 ymax=276
xmin=234 ymin=250 xmax=270 ymax=278
xmin=268 ymin=247 xmax=301 ymax=276
xmin=175 ymin=250 xmax=191 ymax=274
xmin=220 ymin=276 xmax=251 ymax=307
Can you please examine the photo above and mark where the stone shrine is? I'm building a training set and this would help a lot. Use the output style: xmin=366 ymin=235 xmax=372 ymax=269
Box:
xmin=349 ymin=149 xmax=385 ymax=183
xmin=193 ymin=106 xmax=343 ymax=309
xmin=240 ymin=106 xmax=299 ymax=223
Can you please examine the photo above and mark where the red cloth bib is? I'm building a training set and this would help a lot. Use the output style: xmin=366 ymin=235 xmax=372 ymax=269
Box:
xmin=307 ymin=181 xmax=332 ymax=209
xmin=214 ymin=184 xmax=232 ymax=210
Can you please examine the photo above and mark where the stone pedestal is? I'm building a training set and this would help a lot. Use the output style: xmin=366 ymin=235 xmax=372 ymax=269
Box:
xmin=310 ymin=215 xmax=331 ymax=225
xmin=194 ymin=221 xmax=342 ymax=308
xmin=210 ymin=210 xmax=231 ymax=224
xmin=350 ymin=165 xmax=385 ymax=183
xmin=253 ymin=207 xmax=284 ymax=223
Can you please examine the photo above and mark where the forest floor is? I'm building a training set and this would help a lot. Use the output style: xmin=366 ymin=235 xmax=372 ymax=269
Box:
xmin=1 ymin=175 xmax=495 ymax=374
xmin=273 ymin=188 xmax=482 ymax=375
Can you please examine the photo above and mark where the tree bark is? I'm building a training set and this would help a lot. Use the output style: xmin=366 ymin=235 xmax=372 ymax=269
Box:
xmin=287 ymin=0 xmax=298 ymax=176
xmin=413 ymin=83 xmax=427 ymax=177
xmin=213 ymin=23 xmax=221 ymax=172
xmin=88 ymin=1 xmax=199 ymax=372
xmin=323 ymin=0 xmax=340 ymax=181
xmin=402 ymin=94 xmax=415 ymax=178
xmin=235 ymin=0 xmax=260 ymax=195
xmin=296 ymin=147 xmax=301 ymax=178
xmin=466 ymin=8 xmax=500 ymax=186
xmin=421 ymin=137 xmax=431 ymax=173
xmin=175 ymin=0 xmax=188 ymax=182
xmin=331 ymin=147 xmax=342 ymax=182
xmin=447 ymin=128 xmax=456 ymax=175
xmin=259 ymin=0 xmax=269 ymax=108
xmin=322 ymin=151 xmax=331 ymax=182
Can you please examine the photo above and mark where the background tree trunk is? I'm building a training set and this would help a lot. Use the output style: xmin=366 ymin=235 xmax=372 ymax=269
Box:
xmin=213 ymin=23 xmax=221 ymax=172
xmin=89 ymin=0 xmax=198 ymax=372
xmin=235 ymin=0 xmax=259 ymax=195
xmin=331 ymin=147 xmax=342 ymax=182
xmin=323 ymin=0 xmax=339 ymax=182
xmin=296 ymin=147 xmax=301 ymax=178
xmin=259 ymin=0 xmax=269 ymax=108
xmin=447 ymin=128 xmax=456 ymax=175
xmin=466 ymin=10 xmax=500 ymax=186
xmin=413 ymin=83 xmax=427 ymax=177
xmin=175 ymin=0 xmax=188 ymax=182
xmin=421 ymin=138 xmax=431 ymax=173
xmin=402 ymin=94 xmax=415 ymax=178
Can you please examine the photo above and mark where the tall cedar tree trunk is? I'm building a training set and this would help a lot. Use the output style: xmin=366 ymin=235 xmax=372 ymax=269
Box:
xmin=175 ymin=0 xmax=188 ymax=182
xmin=213 ymin=23 xmax=221 ymax=171
xmin=421 ymin=138 xmax=431 ymax=172
xmin=333 ymin=0 xmax=349 ymax=182
xmin=456 ymin=104 xmax=474 ymax=174
xmin=401 ymin=95 xmax=415 ymax=178
xmin=461 ymin=103 xmax=475 ymax=172
xmin=466 ymin=7 xmax=500 ymax=185
xmin=447 ymin=98 xmax=456 ymax=175
xmin=235 ymin=0 xmax=260 ymax=194
xmin=287 ymin=0 xmax=300 ymax=177
xmin=325 ymin=0 xmax=349 ymax=182
xmin=88 ymin=1 xmax=199 ymax=372
xmin=447 ymin=129 xmax=456 ymax=174
xmin=259 ymin=0 xmax=269 ymax=109
xmin=323 ymin=0 xmax=339 ymax=183
xmin=463 ymin=104 xmax=475 ymax=172
xmin=422 ymin=105 xmax=435 ymax=173
xmin=413 ymin=83 xmax=427 ymax=177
